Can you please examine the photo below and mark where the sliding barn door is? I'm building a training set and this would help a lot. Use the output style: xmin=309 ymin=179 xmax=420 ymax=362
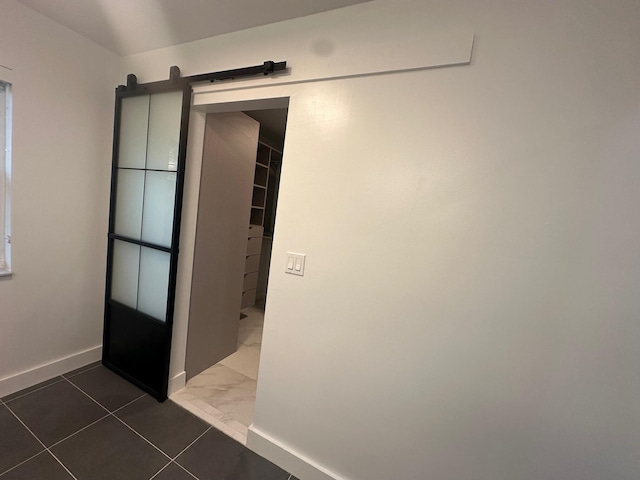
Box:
xmin=103 ymin=84 xmax=191 ymax=400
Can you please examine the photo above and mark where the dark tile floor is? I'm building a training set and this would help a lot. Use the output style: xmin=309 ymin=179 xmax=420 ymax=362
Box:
xmin=0 ymin=363 xmax=299 ymax=480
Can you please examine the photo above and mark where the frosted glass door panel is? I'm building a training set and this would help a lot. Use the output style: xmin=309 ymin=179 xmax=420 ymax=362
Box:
xmin=146 ymin=91 xmax=182 ymax=171
xmin=114 ymin=169 xmax=144 ymax=239
xmin=137 ymin=247 xmax=171 ymax=321
xmin=111 ymin=240 xmax=140 ymax=309
xmin=118 ymin=95 xmax=150 ymax=169
xmin=141 ymin=171 xmax=177 ymax=247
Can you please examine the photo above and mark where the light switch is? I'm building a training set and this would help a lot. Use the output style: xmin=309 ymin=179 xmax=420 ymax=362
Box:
xmin=285 ymin=252 xmax=306 ymax=276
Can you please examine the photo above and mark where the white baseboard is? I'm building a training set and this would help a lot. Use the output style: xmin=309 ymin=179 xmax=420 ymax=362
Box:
xmin=168 ymin=370 xmax=186 ymax=395
xmin=0 ymin=346 xmax=102 ymax=398
xmin=247 ymin=426 xmax=346 ymax=480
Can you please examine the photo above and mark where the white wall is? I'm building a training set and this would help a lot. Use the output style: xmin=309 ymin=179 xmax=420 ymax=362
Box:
xmin=120 ymin=0 xmax=640 ymax=479
xmin=0 ymin=0 xmax=119 ymax=395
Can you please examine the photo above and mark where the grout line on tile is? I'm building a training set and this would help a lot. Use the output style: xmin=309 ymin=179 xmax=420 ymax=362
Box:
xmin=111 ymin=414 xmax=173 ymax=461
xmin=62 ymin=363 xmax=102 ymax=379
xmin=48 ymin=450 xmax=79 ymax=480
xmin=64 ymin=375 xmax=148 ymax=419
xmin=173 ymin=461 xmax=200 ymax=480
xmin=48 ymin=413 xmax=111 ymax=449
xmin=112 ymin=392 xmax=147 ymax=414
xmin=2 ymin=403 xmax=79 ymax=479
xmin=2 ymin=377 xmax=66 ymax=404
xmin=4 ymin=402 xmax=48 ymax=450
xmin=61 ymin=372 xmax=193 ymax=464
xmin=0 ymin=451 xmax=47 ymax=478
xmin=62 ymin=377 xmax=111 ymax=414
xmin=172 ymin=425 xmax=212 ymax=460
xmin=147 ymin=460 xmax=172 ymax=480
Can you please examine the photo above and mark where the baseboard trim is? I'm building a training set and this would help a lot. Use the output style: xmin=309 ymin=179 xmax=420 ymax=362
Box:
xmin=168 ymin=370 xmax=186 ymax=395
xmin=0 ymin=346 xmax=102 ymax=398
xmin=247 ymin=426 xmax=346 ymax=480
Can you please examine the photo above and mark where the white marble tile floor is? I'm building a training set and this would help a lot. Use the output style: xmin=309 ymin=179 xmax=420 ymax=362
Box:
xmin=170 ymin=306 xmax=264 ymax=445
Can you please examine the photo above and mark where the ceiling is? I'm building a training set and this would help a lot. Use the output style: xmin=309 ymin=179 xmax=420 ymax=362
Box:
xmin=17 ymin=0 xmax=371 ymax=56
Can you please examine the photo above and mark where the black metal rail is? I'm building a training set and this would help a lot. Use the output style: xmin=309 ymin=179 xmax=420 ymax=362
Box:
xmin=117 ymin=61 xmax=287 ymax=95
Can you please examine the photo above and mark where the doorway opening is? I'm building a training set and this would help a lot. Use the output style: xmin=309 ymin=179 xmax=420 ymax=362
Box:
xmin=171 ymin=105 xmax=288 ymax=444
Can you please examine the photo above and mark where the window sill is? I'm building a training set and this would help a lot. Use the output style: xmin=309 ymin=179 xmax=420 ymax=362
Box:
xmin=0 ymin=269 xmax=12 ymax=278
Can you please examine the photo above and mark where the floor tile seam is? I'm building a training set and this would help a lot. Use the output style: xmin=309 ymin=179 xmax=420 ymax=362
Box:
xmin=61 ymin=363 xmax=102 ymax=379
xmin=46 ymin=450 xmax=80 ymax=480
xmin=48 ymin=412 xmax=111 ymax=449
xmin=169 ymin=398 xmax=225 ymax=433
xmin=44 ymin=408 xmax=170 ymax=478
xmin=0 ymin=450 xmax=47 ymax=478
xmin=215 ymin=420 xmax=249 ymax=441
xmin=175 ymin=400 xmax=248 ymax=444
xmin=216 ymin=364 xmax=260 ymax=384
xmin=180 ymin=385 xmax=256 ymax=406
xmin=110 ymin=413 xmax=174 ymax=461
xmin=147 ymin=460 xmax=172 ymax=480
xmin=223 ymin=363 xmax=259 ymax=384
xmin=111 ymin=392 xmax=147 ymax=414
xmin=0 ymin=405 xmax=80 ymax=480
xmin=173 ymin=460 xmax=200 ymax=480
xmin=206 ymin=396 xmax=254 ymax=426
xmin=62 ymin=375 xmax=147 ymax=416
xmin=172 ymin=396 xmax=249 ymax=439
xmin=175 ymin=395 xmax=229 ymax=423
xmin=1 ymin=377 xmax=65 ymax=404
xmin=171 ymin=425 xmax=212 ymax=461
xmin=3 ymin=401 xmax=48 ymax=450
xmin=216 ymin=414 xmax=251 ymax=438
xmin=61 ymin=376 xmax=112 ymax=414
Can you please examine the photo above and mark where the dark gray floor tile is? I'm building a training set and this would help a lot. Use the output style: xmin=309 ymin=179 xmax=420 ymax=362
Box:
xmin=152 ymin=462 xmax=198 ymax=480
xmin=290 ymin=477 xmax=300 ymax=480
xmin=1 ymin=376 xmax=64 ymax=402
xmin=0 ymin=404 xmax=44 ymax=474
xmin=176 ymin=428 xmax=289 ymax=480
xmin=232 ymin=449 xmax=291 ymax=480
xmin=66 ymin=366 xmax=145 ymax=411
xmin=115 ymin=395 xmax=209 ymax=458
xmin=175 ymin=428 xmax=243 ymax=479
xmin=62 ymin=361 xmax=102 ymax=379
xmin=0 ymin=452 xmax=74 ymax=480
xmin=4 ymin=381 xmax=106 ymax=447
xmin=51 ymin=416 xmax=169 ymax=480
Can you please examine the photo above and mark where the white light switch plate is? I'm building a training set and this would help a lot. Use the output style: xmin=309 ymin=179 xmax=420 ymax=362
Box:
xmin=285 ymin=252 xmax=306 ymax=276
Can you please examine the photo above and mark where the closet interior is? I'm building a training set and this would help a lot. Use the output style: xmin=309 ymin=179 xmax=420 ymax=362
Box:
xmin=171 ymin=107 xmax=287 ymax=444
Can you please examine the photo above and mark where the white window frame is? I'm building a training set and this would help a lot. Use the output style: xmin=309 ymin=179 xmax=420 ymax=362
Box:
xmin=1 ymin=65 xmax=12 ymax=276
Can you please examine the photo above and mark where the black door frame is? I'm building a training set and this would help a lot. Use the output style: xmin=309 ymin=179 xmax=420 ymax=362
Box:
xmin=103 ymin=62 xmax=287 ymax=400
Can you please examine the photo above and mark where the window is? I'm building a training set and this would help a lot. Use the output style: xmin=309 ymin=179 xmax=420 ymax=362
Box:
xmin=0 ymin=72 xmax=12 ymax=275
